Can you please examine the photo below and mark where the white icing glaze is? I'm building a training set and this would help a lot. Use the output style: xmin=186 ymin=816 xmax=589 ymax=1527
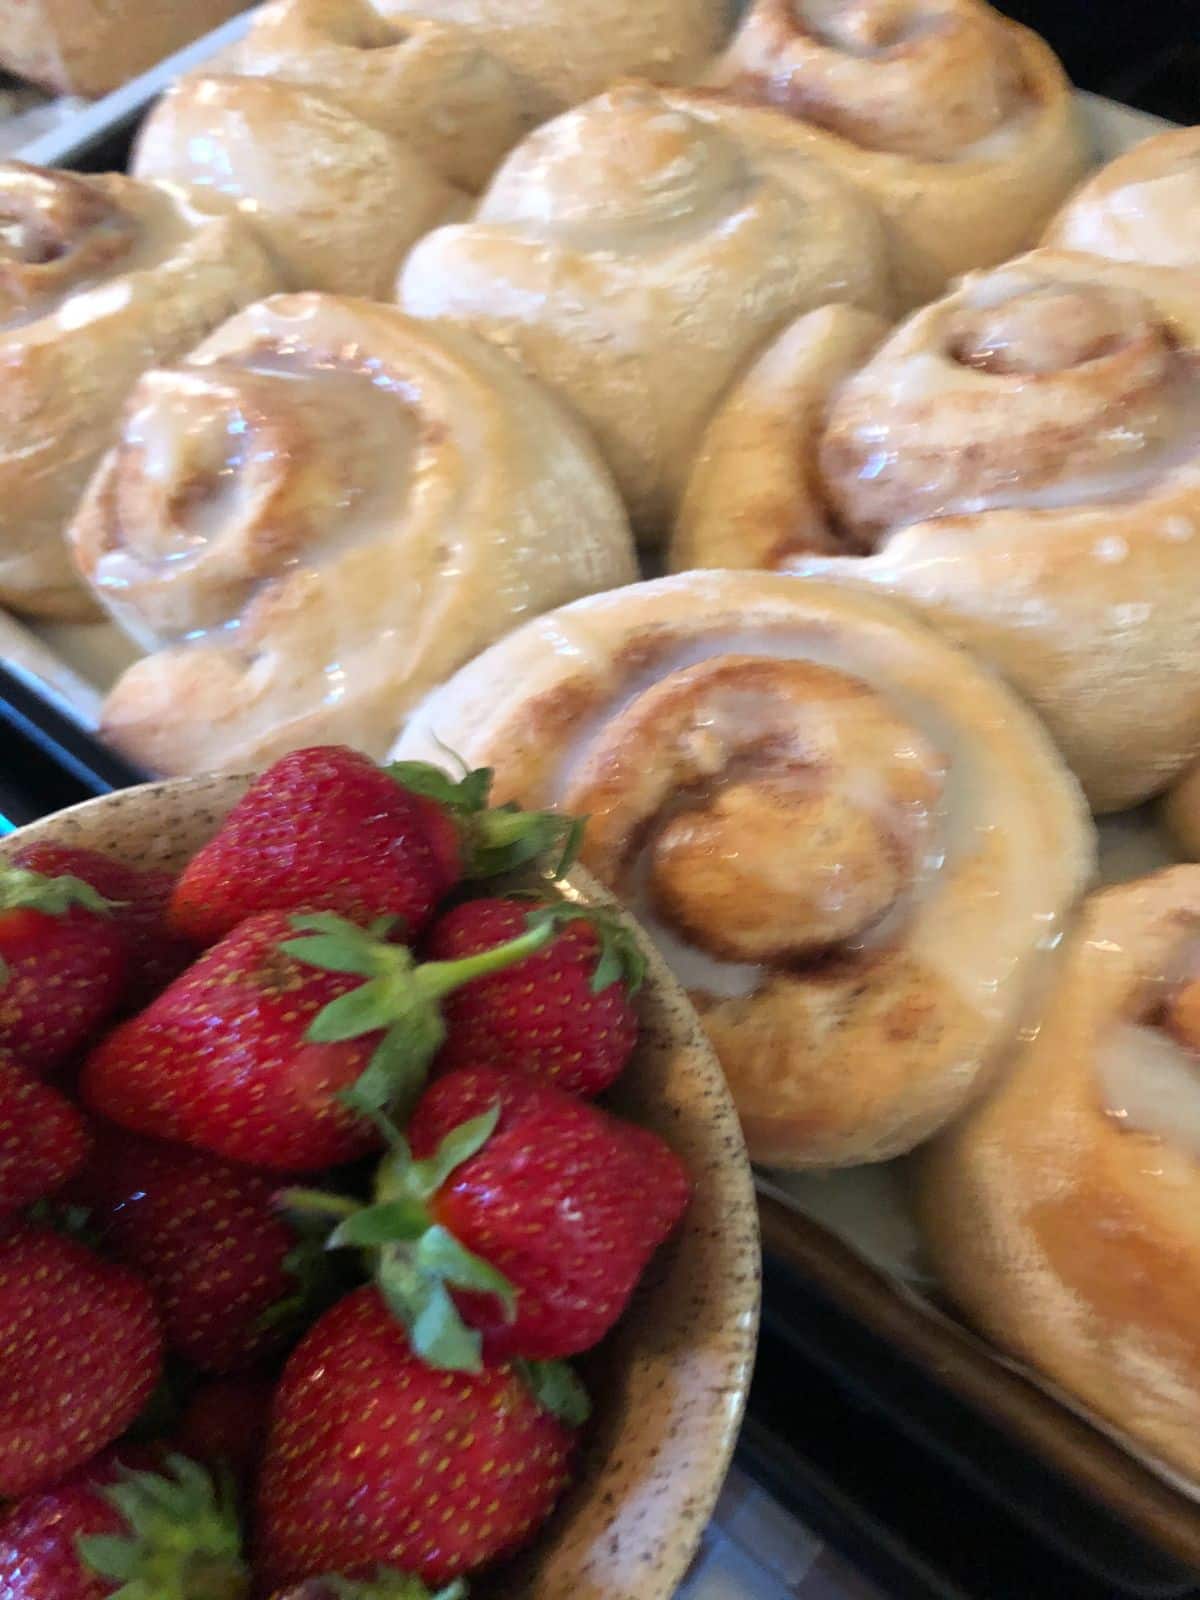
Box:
xmin=1098 ymin=1021 xmax=1200 ymax=1160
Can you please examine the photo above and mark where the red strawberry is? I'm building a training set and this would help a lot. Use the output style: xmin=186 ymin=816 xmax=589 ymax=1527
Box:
xmin=82 ymin=909 xmax=564 ymax=1173
xmin=427 ymin=897 xmax=642 ymax=1095
xmin=169 ymin=746 xmax=573 ymax=948
xmin=302 ymin=1064 xmax=690 ymax=1368
xmin=177 ymin=1374 xmax=274 ymax=1493
xmin=0 ymin=856 xmax=126 ymax=1074
xmin=0 ymin=1050 xmax=89 ymax=1216
xmin=70 ymin=1124 xmax=317 ymax=1372
xmin=13 ymin=842 xmax=193 ymax=1007
xmin=256 ymin=1286 xmax=582 ymax=1590
xmin=0 ymin=1225 xmax=162 ymax=1496
xmin=0 ymin=1446 xmax=249 ymax=1599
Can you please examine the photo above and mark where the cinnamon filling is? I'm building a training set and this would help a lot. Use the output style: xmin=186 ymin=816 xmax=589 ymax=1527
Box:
xmin=563 ymin=653 xmax=945 ymax=984
xmin=802 ymin=275 xmax=1200 ymax=558
xmin=720 ymin=0 xmax=1030 ymax=161
xmin=0 ymin=165 xmax=138 ymax=321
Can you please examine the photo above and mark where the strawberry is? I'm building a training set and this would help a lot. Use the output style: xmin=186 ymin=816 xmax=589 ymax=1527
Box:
xmin=13 ymin=842 xmax=194 ymax=1007
xmin=169 ymin=746 xmax=575 ymax=948
xmin=0 ymin=856 xmax=126 ymax=1074
xmin=293 ymin=1064 xmax=690 ymax=1368
xmin=177 ymin=1374 xmax=274 ymax=1494
xmin=70 ymin=1124 xmax=321 ymax=1372
xmin=0 ymin=1446 xmax=249 ymax=1599
xmin=427 ymin=897 xmax=643 ymax=1095
xmin=81 ymin=908 xmax=564 ymax=1173
xmin=0 ymin=1225 xmax=162 ymax=1496
xmin=255 ymin=1286 xmax=583 ymax=1590
xmin=0 ymin=1050 xmax=89 ymax=1216
xmin=270 ymin=1576 xmax=464 ymax=1599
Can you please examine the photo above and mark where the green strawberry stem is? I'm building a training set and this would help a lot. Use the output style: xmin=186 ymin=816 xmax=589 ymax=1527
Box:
xmin=77 ymin=1452 xmax=249 ymax=1600
xmin=384 ymin=759 xmax=581 ymax=878
xmin=280 ymin=912 xmax=559 ymax=1124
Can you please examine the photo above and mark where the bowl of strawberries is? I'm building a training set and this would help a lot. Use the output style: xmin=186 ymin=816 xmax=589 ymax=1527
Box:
xmin=0 ymin=744 xmax=759 ymax=1600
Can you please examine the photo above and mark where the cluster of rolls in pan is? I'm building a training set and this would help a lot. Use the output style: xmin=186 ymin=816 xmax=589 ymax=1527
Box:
xmin=4 ymin=0 xmax=1200 ymax=1483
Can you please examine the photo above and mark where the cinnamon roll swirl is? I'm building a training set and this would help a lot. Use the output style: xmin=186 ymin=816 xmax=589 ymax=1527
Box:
xmin=922 ymin=868 xmax=1200 ymax=1482
xmin=391 ymin=571 xmax=1094 ymax=1167
xmin=69 ymin=294 xmax=636 ymax=775
xmin=398 ymin=82 xmax=892 ymax=539
xmin=0 ymin=163 xmax=278 ymax=619
xmin=674 ymin=252 xmax=1200 ymax=813
xmin=229 ymin=0 xmax=537 ymax=191
xmin=132 ymin=74 xmax=464 ymax=299
xmin=703 ymin=0 xmax=1088 ymax=307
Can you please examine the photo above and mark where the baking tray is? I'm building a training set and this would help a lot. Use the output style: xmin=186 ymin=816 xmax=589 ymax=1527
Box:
xmin=0 ymin=23 xmax=1195 ymax=1583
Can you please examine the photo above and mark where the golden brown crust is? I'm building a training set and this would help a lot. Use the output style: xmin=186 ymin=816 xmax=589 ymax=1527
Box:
xmin=230 ymin=0 xmax=539 ymax=191
xmin=920 ymin=867 xmax=1200 ymax=1482
xmin=0 ymin=163 xmax=279 ymax=619
xmin=673 ymin=252 xmax=1200 ymax=813
xmin=131 ymin=74 xmax=465 ymax=299
xmin=398 ymin=82 xmax=892 ymax=539
xmin=704 ymin=0 xmax=1088 ymax=307
xmin=70 ymin=293 xmax=637 ymax=774
xmin=393 ymin=570 xmax=1095 ymax=1167
xmin=1045 ymin=125 xmax=1200 ymax=271
xmin=373 ymin=0 xmax=732 ymax=113
xmin=0 ymin=0 xmax=245 ymax=96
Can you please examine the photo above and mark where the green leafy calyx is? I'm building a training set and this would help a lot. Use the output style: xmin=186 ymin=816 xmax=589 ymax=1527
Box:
xmin=77 ymin=1453 xmax=249 ymax=1600
xmin=285 ymin=1570 xmax=467 ymax=1599
xmin=517 ymin=1358 xmax=592 ymax=1427
xmin=385 ymin=759 xmax=583 ymax=879
xmin=0 ymin=863 xmax=118 ymax=917
xmin=281 ymin=1106 xmax=514 ymax=1376
xmin=522 ymin=902 xmax=646 ymax=996
xmin=279 ymin=911 xmax=557 ymax=1124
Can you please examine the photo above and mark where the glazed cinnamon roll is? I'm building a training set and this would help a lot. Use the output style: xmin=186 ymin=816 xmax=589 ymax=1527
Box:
xmin=1045 ymin=125 xmax=1200 ymax=272
xmin=703 ymin=0 xmax=1088 ymax=307
xmin=132 ymin=74 xmax=464 ymax=298
xmin=921 ymin=868 xmax=1200 ymax=1482
xmin=399 ymin=82 xmax=892 ymax=539
xmin=0 ymin=0 xmax=244 ymax=96
xmin=69 ymin=294 xmax=636 ymax=775
xmin=392 ymin=572 xmax=1094 ymax=1167
xmin=229 ymin=0 xmax=537 ymax=191
xmin=0 ymin=163 xmax=278 ymax=620
xmin=674 ymin=252 xmax=1200 ymax=813
xmin=374 ymin=0 xmax=731 ymax=113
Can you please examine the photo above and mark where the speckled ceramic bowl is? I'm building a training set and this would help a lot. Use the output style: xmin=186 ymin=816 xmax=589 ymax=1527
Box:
xmin=3 ymin=772 xmax=760 ymax=1600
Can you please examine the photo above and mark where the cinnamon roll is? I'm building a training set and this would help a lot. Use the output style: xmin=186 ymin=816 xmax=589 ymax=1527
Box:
xmin=0 ymin=163 xmax=278 ymax=620
xmin=674 ymin=251 xmax=1200 ymax=813
xmin=132 ymin=74 xmax=464 ymax=299
xmin=0 ymin=0 xmax=244 ymax=97
xmin=1045 ymin=125 xmax=1200 ymax=272
xmin=398 ymin=82 xmax=892 ymax=539
xmin=391 ymin=571 xmax=1094 ymax=1167
xmin=703 ymin=0 xmax=1088 ymax=307
xmin=229 ymin=0 xmax=537 ymax=191
xmin=921 ymin=867 xmax=1200 ymax=1482
xmin=374 ymin=0 xmax=732 ymax=114
xmin=68 ymin=294 xmax=637 ymax=775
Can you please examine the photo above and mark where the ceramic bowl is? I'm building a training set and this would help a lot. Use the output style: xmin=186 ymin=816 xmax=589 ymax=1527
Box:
xmin=3 ymin=771 xmax=761 ymax=1600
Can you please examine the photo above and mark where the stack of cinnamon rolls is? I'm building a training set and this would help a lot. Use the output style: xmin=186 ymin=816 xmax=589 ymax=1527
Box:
xmin=4 ymin=0 xmax=1200 ymax=1482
